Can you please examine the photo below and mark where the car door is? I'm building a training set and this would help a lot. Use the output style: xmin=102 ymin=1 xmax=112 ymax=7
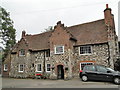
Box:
xmin=84 ymin=65 xmax=97 ymax=80
xmin=96 ymin=66 xmax=112 ymax=81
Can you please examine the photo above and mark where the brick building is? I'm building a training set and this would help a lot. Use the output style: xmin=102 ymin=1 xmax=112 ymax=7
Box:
xmin=2 ymin=4 xmax=119 ymax=79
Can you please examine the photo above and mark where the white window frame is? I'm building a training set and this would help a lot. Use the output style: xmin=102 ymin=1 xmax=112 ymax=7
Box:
xmin=36 ymin=64 xmax=42 ymax=72
xmin=80 ymin=62 xmax=94 ymax=70
xmin=79 ymin=45 xmax=92 ymax=55
xmin=46 ymin=64 xmax=51 ymax=72
xmin=18 ymin=64 xmax=24 ymax=72
xmin=19 ymin=49 xmax=25 ymax=56
xmin=54 ymin=46 xmax=64 ymax=54
xmin=4 ymin=64 xmax=8 ymax=71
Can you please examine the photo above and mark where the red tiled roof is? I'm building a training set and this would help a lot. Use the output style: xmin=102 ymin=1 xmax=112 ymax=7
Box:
xmin=13 ymin=19 xmax=108 ymax=51
xmin=67 ymin=19 xmax=108 ymax=45
xmin=25 ymin=31 xmax=52 ymax=51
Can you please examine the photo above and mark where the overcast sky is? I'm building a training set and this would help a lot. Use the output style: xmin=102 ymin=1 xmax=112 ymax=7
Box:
xmin=1 ymin=0 xmax=120 ymax=42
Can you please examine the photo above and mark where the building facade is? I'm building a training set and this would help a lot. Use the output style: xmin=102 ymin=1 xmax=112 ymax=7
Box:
xmin=3 ymin=4 xmax=119 ymax=79
xmin=0 ymin=47 xmax=3 ymax=76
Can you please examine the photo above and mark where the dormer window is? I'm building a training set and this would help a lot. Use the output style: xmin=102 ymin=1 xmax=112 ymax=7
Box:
xmin=19 ymin=49 xmax=25 ymax=56
xmin=55 ymin=46 xmax=64 ymax=54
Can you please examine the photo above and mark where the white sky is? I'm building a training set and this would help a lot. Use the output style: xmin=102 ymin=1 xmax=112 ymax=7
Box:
xmin=1 ymin=0 xmax=120 ymax=42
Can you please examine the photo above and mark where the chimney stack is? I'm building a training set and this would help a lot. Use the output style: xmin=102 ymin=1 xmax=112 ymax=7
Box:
xmin=104 ymin=4 xmax=113 ymax=27
xmin=22 ymin=31 xmax=26 ymax=38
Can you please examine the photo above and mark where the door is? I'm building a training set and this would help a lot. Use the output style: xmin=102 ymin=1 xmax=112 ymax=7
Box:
xmin=96 ymin=65 xmax=113 ymax=81
xmin=57 ymin=65 xmax=64 ymax=79
xmin=84 ymin=65 xmax=97 ymax=80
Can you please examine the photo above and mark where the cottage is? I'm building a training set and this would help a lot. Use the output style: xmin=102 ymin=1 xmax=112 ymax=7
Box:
xmin=3 ymin=4 xmax=119 ymax=79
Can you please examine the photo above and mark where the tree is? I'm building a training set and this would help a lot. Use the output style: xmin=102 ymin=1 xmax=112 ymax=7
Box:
xmin=0 ymin=7 xmax=16 ymax=61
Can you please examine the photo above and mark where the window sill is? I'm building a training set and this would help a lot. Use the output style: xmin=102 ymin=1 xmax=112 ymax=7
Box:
xmin=4 ymin=70 xmax=8 ymax=72
xmin=54 ymin=52 xmax=64 ymax=55
xmin=18 ymin=71 xmax=24 ymax=73
xmin=36 ymin=71 xmax=42 ymax=72
xmin=19 ymin=55 xmax=25 ymax=57
xmin=79 ymin=53 xmax=92 ymax=56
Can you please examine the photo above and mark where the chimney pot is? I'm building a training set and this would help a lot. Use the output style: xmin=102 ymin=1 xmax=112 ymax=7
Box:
xmin=57 ymin=21 xmax=61 ymax=25
xmin=22 ymin=30 xmax=26 ymax=38
xmin=106 ymin=4 xmax=108 ymax=8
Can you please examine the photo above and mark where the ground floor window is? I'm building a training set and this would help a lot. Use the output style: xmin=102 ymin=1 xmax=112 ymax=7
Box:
xmin=36 ymin=64 xmax=42 ymax=72
xmin=80 ymin=61 xmax=94 ymax=70
xmin=4 ymin=64 xmax=8 ymax=71
xmin=46 ymin=64 xmax=51 ymax=72
xmin=19 ymin=64 xmax=24 ymax=72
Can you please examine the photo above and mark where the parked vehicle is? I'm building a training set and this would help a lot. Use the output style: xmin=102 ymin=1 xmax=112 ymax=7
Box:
xmin=79 ymin=65 xmax=120 ymax=84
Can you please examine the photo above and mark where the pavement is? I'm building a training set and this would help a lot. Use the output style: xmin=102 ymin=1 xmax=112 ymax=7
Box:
xmin=1 ymin=77 xmax=120 ymax=88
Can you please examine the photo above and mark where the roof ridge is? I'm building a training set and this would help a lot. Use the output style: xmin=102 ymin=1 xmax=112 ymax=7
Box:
xmin=26 ymin=30 xmax=53 ymax=37
xmin=68 ymin=19 xmax=104 ymax=28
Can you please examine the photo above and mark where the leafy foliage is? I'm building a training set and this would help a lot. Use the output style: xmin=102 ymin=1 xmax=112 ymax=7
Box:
xmin=0 ymin=7 xmax=16 ymax=61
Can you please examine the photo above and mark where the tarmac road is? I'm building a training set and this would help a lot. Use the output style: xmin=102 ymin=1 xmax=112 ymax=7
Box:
xmin=1 ymin=77 xmax=119 ymax=88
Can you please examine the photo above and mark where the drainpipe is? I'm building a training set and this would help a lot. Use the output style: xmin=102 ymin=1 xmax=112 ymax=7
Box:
xmin=43 ymin=51 xmax=46 ymax=76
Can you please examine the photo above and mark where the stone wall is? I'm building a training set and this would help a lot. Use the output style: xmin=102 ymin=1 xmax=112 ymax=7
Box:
xmin=9 ymin=50 xmax=52 ymax=78
xmin=9 ymin=43 xmax=111 ymax=79
xmin=50 ymin=49 xmax=74 ymax=79
xmin=73 ymin=43 xmax=109 ymax=77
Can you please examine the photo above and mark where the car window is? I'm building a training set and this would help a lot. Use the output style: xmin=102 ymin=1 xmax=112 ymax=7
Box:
xmin=96 ymin=66 xmax=107 ymax=73
xmin=84 ymin=65 xmax=95 ymax=71
xmin=107 ymin=68 xmax=115 ymax=72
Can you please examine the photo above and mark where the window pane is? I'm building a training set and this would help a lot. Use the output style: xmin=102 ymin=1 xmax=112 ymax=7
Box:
xmin=80 ymin=62 xmax=94 ymax=70
xmin=37 ymin=64 xmax=41 ymax=71
xmin=19 ymin=65 xmax=24 ymax=72
xmin=55 ymin=46 xmax=64 ymax=54
xmin=80 ymin=46 xmax=91 ymax=54
xmin=96 ymin=66 xmax=107 ymax=73
xmin=4 ymin=64 xmax=8 ymax=71
xmin=88 ymin=66 xmax=95 ymax=71
xmin=19 ymin=49 xmax=25 ymax=56
xmin=47 ymin=64 xmax=50 ymax=71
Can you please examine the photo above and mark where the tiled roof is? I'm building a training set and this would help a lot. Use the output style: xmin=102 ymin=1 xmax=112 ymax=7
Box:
xmin=13 ymin=19 xmax=108 ymax=51
xmin=25 ymin=31 xmax=52 ymax=51
xmin=67 ymin=19 xmax=108 ymax=45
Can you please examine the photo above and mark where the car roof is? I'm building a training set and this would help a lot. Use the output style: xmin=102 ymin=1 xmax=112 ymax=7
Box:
xmin=84 ymin=64 xmax=105 ymax=67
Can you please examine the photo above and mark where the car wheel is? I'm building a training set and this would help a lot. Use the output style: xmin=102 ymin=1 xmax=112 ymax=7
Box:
xmin=82 ymin=75 xmax=88 ymax=82
xmin=114 ymin=77 xmax=120 ymax=85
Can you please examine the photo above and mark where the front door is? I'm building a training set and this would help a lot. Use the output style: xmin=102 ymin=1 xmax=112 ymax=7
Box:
xmin=57 ymin=65 xmax=64 ymax=79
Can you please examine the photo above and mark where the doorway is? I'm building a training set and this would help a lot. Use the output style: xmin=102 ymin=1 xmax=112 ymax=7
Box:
xmin=57 ymin=65 xmax=64 ymax=79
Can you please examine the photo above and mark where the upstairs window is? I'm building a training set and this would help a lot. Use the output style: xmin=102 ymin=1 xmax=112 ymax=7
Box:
xmin=4 ymin=64 xmax=8 ymax=71
xmin=55 ymin=46 xmax=64 ymax=54
xmin=46 ymin=64 xmax=51 ymax=72
xmin=19 ymin=49 xmax=25 ymax=56
xmin=80 ymin=45 xmax=92 ymax=55
xmin=19 ymin=64 xmax=24 ymax=72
